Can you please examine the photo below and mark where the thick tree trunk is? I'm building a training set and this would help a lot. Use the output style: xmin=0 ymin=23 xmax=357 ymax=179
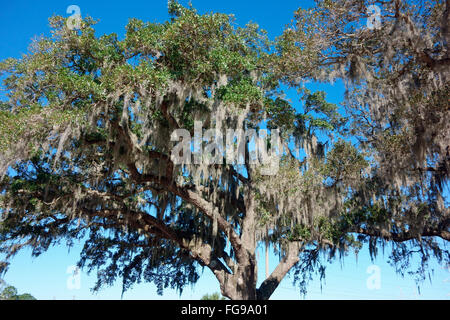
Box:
xmin=220 ymin=255 xmax=259 ymax=300
xmin=218 ymin=244 xmax=300 ymax=300
xmin=218 ymin=187 xmax=261 ymax=300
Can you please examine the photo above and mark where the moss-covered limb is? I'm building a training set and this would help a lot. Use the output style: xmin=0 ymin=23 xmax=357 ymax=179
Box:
xmin=0 ymin=159 xmax=230 ymax=294
xmin=0 ymin=106 xmax=87 ymax=153
xmin=264 ymin=196 xmax=448 ymax=255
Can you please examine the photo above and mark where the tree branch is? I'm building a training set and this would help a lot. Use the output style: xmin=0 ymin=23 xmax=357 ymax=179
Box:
xmin=353 ymin=225 xmax=450 ymax=242
xmin=171 ymin=185 xmax=244 ymax=259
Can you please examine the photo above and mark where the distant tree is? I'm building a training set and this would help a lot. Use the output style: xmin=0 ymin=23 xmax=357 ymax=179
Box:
xmin=0 ymin=281 xmax=36 ymax=300
xmin=14 ymin=293 xmax=37 ymax=300
xmin=201 ymin=292 xmax=226 ymax=300
xmin=0 ymin=285 xmax=17 ymax=300
xmin=0 ymin=0 xmax=448 ymax=300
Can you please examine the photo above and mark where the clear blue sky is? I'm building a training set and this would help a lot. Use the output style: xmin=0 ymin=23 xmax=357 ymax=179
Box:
xmin=0 ymin=0 xmax=449 ymax=300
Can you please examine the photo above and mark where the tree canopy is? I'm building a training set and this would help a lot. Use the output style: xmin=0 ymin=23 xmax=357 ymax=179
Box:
xmin=0 ymin=0 xmax=448 ymax=300
xmin=200 ymin=292 xmax=226 ymax=300
xmin=0 ymin=280 xmax=36 ymax=300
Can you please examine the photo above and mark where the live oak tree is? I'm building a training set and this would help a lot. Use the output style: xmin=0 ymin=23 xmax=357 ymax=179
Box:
xmin=0 ymin=1 xmax=448 ymax=300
